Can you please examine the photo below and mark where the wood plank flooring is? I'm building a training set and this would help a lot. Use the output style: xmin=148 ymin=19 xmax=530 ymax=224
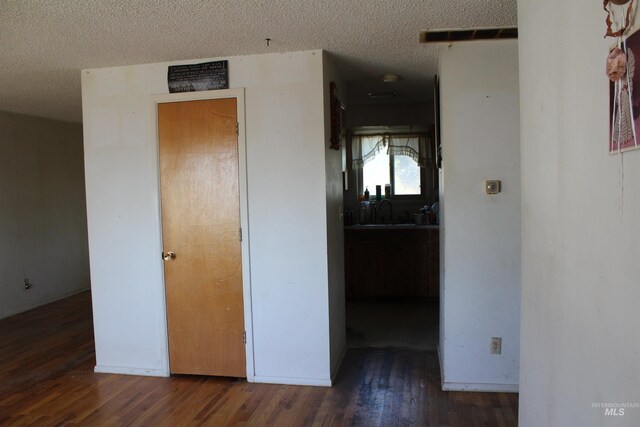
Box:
xmin=0 ymin=292 xmax=518 ymax=426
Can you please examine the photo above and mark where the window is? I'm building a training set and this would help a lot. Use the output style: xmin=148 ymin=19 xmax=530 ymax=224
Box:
xmin=353 ymin=134 xmax=428 ymax=199
xmin=362 ymin=149 xmax=390 ymax=195
xmin=362 ymin=151 xmax=423 ymax=197
xmin=393 ymin=154 xmax=422 ymax=195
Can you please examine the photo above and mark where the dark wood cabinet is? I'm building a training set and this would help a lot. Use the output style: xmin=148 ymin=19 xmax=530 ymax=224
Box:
xmin=344 ymin=227 xmax=439 ymax=300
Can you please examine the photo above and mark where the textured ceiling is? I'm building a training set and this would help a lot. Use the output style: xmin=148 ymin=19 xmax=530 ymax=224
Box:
xmin=0 ymin=0 xmax=517 ymax=123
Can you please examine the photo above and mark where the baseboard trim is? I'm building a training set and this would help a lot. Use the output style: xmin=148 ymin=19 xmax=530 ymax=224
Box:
xmin=253 ymin=375 xmax=331 ymax=387
xmin=330 ymin=345 xmax=348 ymax=385
xmin=442 ymin=382 xmax=519 ymax=393
xmin=437 ymin=345 xmax=518 ymax=393
xmin=94 ymin=365 xmax=169 ymax=378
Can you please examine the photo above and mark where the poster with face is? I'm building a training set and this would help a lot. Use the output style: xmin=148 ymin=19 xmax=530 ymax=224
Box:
xmin=610 ymin=28 xmax=640 ymax=153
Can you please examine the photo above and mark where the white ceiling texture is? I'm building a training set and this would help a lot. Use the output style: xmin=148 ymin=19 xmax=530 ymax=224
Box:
xmin=0 ymin=0 xmax=516 ymax=123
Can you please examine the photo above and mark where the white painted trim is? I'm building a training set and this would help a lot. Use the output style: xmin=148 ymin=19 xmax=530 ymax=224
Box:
xmin=438 ymin=346 xmax=518 ymax=393
xmin=150 ymin=88 xmax=255 ymax=382
xmin=437 ymin=345 xmax=444 ymax=389
xmin=0 ymin=286 xmax=91 ymax=320
xmin=442 ymin=382 xmax=519 ymax=393
xmin=253 ymin=375 xmax=332 ymax=387
xmin=330 ymin=344 xmax=348 ymax=384
xmin=94 ymin=365 xmax=170 ymax=377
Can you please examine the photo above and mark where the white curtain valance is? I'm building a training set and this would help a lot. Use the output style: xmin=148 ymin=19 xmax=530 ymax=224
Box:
xmin=351 ymin=134 xmax=429 ymax=169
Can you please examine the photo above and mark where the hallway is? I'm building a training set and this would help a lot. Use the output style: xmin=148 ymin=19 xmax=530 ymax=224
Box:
xmin=346 ymin=300 xmax=439 ymax=351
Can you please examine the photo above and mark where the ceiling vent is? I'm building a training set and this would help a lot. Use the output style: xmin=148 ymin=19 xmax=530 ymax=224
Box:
xmin=420 ymin=27 xmax=518 ymax=43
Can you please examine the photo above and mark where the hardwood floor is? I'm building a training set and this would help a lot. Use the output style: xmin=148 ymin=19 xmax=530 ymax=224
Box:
xmin=0 ymin=292 xmax=518 ymax=426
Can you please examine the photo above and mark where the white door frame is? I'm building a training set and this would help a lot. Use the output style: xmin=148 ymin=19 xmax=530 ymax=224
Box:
xmin=151 ymin=88 xmax=255 ymax=382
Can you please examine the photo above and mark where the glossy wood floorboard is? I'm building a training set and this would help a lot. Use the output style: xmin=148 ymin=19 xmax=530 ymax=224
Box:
xmin=0 ymin=292 xmax=518 ymax=426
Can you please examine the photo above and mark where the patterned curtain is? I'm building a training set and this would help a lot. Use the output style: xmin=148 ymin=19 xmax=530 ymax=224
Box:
xmin=351 ymin=134 xmax=429 ymax=169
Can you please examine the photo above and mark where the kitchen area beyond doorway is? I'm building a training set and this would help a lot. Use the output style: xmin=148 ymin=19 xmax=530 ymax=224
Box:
xmin=342 ymin=122 xmax=440 ymax=351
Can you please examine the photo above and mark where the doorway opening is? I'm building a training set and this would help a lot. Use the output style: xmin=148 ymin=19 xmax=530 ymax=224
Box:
xmin=153 ymin=89 xmax=255 ymax=380
xmin=342 ymin=122 xmax=440 ymax=352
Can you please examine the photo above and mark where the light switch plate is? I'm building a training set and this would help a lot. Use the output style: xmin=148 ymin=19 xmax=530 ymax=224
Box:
xmin=485 ymin=180 xmax=501 ymax=195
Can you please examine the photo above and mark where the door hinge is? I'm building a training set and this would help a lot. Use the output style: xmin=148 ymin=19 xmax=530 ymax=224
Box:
xmin=243 ymin=330 xmax=247 ymax=344
xmin=239 ymin=227 xmax=243 ymax=242
xmin=235 ymin=122 xmax=239 ymax=135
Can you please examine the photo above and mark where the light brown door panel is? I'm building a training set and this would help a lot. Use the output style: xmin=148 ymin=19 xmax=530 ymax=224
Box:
xmin=158 ymin=98 xmax=245 ymax=377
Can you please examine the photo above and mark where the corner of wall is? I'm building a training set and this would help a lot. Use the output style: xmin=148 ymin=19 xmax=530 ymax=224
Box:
xmin=322 ymin=52 xmax=347 ymax=378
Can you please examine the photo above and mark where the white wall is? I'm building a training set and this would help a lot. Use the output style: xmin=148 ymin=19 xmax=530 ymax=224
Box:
xmin=82 ymin=50 xmax=335 ymax=385
xmin=518 ymin=2 xmax=640 ymax=426
xmin=438 ymin=40 xmax=521 ymax=392
xmin=322 ymin=52 xmax=347 ymax=378
xmin=0 ymin=110 xmax=90 ymax=318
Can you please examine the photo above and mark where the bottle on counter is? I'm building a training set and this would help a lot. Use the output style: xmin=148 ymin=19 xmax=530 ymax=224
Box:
xmin=359 ymin=201 xmax=369 ymax=224
xmin=344 ymin=209 xmax=354 ymax=226
xmin=364 ymin=186 xmax=370 ymax=200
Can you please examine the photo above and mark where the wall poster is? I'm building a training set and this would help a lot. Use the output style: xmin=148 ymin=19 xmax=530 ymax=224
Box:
xmin=610 ymin=28 xmax=640 ymax=153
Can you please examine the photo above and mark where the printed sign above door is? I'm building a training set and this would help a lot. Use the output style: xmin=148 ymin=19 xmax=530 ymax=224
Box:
xmin=167 ymin=60 xmax=229 ymax=93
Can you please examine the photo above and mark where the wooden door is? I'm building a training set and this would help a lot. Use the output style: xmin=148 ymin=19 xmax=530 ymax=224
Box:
xmin=158 ymin=98 xmax=246 ymax=377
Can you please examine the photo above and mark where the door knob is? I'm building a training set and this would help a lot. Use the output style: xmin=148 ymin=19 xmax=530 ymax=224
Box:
xmin=162 ymin=251 xmax=176 ymax=261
